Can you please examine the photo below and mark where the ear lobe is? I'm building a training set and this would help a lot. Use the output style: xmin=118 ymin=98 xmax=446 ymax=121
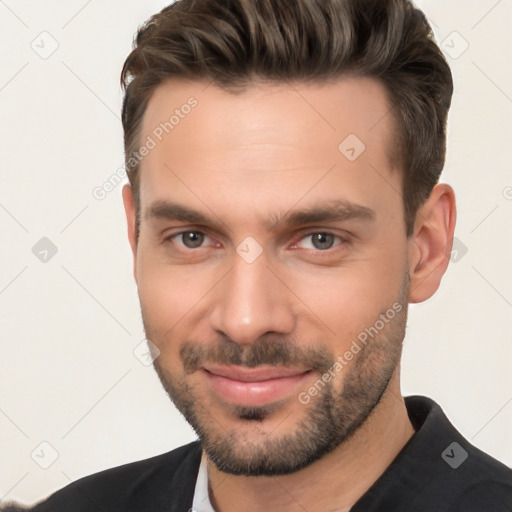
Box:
xmin=122 ymin=183 xmax=138 ymax=282
xmin=408 ymin=183 xmax=457 ymax=304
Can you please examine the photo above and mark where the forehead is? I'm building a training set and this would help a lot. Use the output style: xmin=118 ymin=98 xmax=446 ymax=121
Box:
xmin=137 ymin=76 xmax=401 ymax=225
xmin=141 ymin=76 xmax=398 ymax=161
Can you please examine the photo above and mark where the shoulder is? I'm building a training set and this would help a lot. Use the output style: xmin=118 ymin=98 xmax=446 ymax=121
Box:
xmin=405 ymin=396 xmax=512 ymax=511
xmin=26 ymin=440 xmax=202 ymax=512
xmin=445 ymin=438 xmax=512 ymax=511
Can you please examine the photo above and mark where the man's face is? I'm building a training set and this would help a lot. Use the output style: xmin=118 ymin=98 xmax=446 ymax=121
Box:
xmin=126 ymin=77 xmax=412 ymax=476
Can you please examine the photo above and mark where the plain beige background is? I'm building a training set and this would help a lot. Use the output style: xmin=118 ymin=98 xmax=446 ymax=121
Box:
xmin=1 ymin=0 xmax=511 ymax=504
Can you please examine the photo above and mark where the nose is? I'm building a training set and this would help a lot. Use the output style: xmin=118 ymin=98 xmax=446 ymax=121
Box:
xmin=208 ymin=252 xmax=296 ymax=345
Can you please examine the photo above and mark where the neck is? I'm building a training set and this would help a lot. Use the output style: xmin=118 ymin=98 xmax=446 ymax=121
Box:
xmin=206 ymin=375 xmax=415 ymax=512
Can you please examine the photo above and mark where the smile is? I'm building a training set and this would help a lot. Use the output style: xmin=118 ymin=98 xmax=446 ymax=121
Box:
xmin=201 ymin=365 xmax=312 ymax=407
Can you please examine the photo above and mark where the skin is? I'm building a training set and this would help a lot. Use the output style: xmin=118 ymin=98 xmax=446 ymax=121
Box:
xmin=122 ymin=76 xmax=456 ymax=511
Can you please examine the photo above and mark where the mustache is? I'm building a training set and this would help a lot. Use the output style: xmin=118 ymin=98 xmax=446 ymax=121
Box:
xmin=180 ymin=336 xmax=334 ymax=375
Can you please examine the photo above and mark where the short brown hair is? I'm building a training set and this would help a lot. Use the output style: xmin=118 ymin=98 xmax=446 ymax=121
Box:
xmin=121 ymin=0 xmax=453 ymax=237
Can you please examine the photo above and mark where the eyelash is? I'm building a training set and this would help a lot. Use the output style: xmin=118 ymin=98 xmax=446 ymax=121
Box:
xmin=163 ymin=230 xmax=348 ymax=253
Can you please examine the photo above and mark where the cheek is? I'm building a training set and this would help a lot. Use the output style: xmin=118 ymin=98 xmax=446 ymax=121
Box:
xmin=135 ymin=253 xmax=221 ymax=364
xmin=287 ymin=250 xmax=407 ymax=343
xmin=136 ymin=241 xmax=206 ymax=317
xmin=138 ymin=276 xmax=190 ymax=374
xmin=138 ymin=274 xmax=205 ymax=332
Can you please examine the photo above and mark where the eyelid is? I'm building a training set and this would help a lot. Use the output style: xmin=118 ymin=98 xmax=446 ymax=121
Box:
xmin=291 ymin=230 xmax=348 ymax=251
xmin=162 ymin=228 xmax=350 ymax=251
xmin=163 ymin=228 xmax=217 ymax=249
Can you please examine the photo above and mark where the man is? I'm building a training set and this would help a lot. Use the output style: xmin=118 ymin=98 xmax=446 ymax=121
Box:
xmin=6 ymin=0 xmax=511 ymax=510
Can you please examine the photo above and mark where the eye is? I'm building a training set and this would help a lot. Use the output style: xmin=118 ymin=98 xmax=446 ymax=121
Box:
xmin=295 ymin=232 xmax=344 ymax=251
xmin=166 ymin=230 xmax=213 ymax=249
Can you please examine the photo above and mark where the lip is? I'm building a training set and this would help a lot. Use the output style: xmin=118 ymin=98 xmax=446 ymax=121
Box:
xmin=201 ymin=365 xmax=312 ymax=407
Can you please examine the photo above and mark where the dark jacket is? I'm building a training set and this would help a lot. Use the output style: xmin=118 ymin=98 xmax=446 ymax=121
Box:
xmin=4 ymin=396 xmax=512 ymax=511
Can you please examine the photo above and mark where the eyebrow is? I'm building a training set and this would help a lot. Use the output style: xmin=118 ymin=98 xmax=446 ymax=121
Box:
xmin=145 ymin=200 xmax=225 ymax=229
xmin=144 ymin=199 xmax=376 ymax=232
xmin=267 ymin=200 xmax=376 ymax=230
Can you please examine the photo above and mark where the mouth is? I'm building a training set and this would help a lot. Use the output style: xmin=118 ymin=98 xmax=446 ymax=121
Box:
xmin=200 ymin=365 xmax=313 ymax=407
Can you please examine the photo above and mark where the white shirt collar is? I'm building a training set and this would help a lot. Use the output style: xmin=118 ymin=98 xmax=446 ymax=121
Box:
xmin=191 ymin=451 xmax=216 ymax=512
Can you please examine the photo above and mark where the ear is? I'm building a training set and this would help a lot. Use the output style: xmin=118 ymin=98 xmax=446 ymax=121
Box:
xmin=408 ymin=183 xmax=456 ymax=303
xmin=122 ymin=183 xmax=138 ymax=283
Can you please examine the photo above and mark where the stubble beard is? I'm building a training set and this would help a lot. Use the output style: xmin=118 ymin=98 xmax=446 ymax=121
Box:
xmin=147 ymin=277 xmax=409 ymax=477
